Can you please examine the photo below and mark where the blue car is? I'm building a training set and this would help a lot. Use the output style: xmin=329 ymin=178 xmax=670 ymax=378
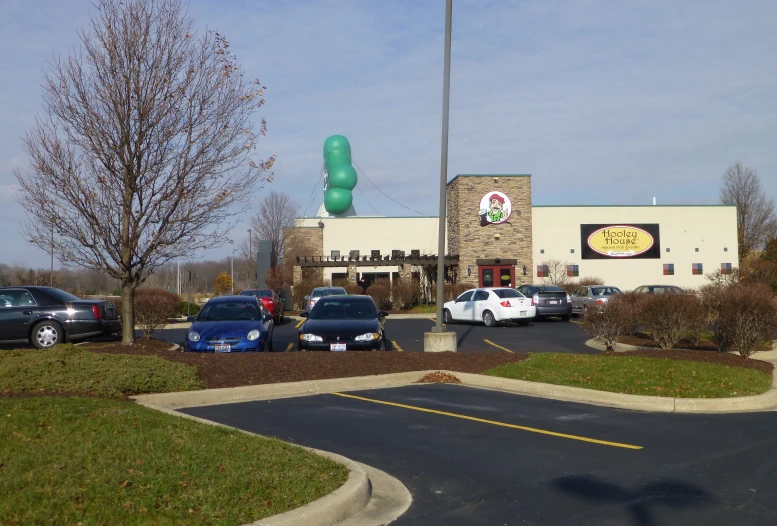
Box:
xmin=185 ymin=296 xmax=274 ymax=352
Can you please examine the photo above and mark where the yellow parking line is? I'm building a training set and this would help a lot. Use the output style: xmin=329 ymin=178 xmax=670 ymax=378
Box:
xmin=570 ymin=319 xmax=582 ymax=325
xmin=331 ymin=392 xmax=642 ymax=450
xmin=428 ymin=317 xmax=436 ymax=323
xmin=392 ymin=340 xmax=404 ymax=352
xmin=484 ymin=339 xmax=514 ymax=353
xmin=295 ymin=319 xmax=305 ymax=329
xmin=285 ymin=343 xmax=294 ymax=352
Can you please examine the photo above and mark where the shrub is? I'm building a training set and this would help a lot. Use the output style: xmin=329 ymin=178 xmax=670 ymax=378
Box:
xmin=615 ymin=291 xmax=646 ymax=336
xmin=638 ymin=293 xmax=700 ymax=349
xmin=392 ymin=279 xmax=420 ymax=310
xmin=699 ymin=284 xmax=733 ymax=353
xmin=134 ymin=288 xmax=180 ymax=338
xmin=264 ymin=266 xmax=289 ymax=296
xmin=720 ymin=284 xmax=777 ymax=358
xmin=176 ymin=301 xmax=201 ymax=316
xmin=580 ymin=296 xmax=632 ymax=351
xmin=332 ymin=279 xmax=362 ymax=295
xmin=213 ymin=272 xmax=233 ymax=296
xmin=366 ymin=278 xmax=392 ymax=310
xmin=561 ymin=276 xmax=605 ymax=294
xmin=429 ymin=282 xmax=470 ymax=304
xmin=292 ymin=277 xmax=326 ymax=311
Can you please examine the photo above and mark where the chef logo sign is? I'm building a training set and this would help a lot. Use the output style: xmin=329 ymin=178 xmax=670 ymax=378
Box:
xmin=478 ymin=191 xmax=512 ymax=226
xmin=580 ymin=224 xmax=661 ymax=259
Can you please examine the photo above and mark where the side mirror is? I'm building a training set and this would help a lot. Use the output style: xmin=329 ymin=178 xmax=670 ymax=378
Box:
xmin=299 ymin=311 xmax=309 ymax=318
xmin=379 ymin=310 xmax=389 ymax=317
xmin=186 ymin=316 xmax=196 ymax=323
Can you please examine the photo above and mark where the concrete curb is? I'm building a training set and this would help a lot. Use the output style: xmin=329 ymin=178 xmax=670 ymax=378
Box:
xmin=132 ymin=400 xmax=377 ymax=526
xmin=585 ymin=338 xmax=654 ymax=352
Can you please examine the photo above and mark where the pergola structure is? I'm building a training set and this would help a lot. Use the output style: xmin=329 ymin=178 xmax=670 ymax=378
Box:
xmin=293 ymin=252 xmax=460 ymax=285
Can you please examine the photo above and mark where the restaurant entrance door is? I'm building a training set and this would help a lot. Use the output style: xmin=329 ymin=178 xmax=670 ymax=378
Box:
xmin=478 ymin=266 xmax=514 ymax=288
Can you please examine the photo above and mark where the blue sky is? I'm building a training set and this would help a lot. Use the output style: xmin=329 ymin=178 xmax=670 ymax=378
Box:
xmin=1 ymin=0 xmax=776 ymax=267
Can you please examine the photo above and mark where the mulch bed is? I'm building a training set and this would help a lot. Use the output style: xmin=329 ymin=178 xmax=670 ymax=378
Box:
xmin=80 ymin=338 xmax=529 ymax=389
xmin=618 ymin=335 xmax=718 ymax=352
xmin=602 ymin=348 xmax=774 ymax=375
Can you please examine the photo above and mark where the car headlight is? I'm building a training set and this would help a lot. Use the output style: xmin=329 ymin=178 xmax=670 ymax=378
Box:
xmin=188 ymin=331 xmax=200 ymax=342
xmin=247 ymin=330 xmax=261 ymax=341
xmin=300 ymin=334 xmax=323 ymax=342
xmin=354 ymin=333 xmax=381 ymax=342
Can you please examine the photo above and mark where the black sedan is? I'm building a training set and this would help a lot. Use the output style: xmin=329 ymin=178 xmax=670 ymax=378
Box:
xmin=0 ymin=286 xmax=121 ymax=349
xmin=516 ymin=284 xmax=572 ymax=321
xmin=298 ymin=295 xmax=389 ymax=351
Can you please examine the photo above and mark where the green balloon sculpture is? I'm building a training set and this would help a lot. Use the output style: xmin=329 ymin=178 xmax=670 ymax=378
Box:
xmin=323 ymin=135 xmax=357 ymax=215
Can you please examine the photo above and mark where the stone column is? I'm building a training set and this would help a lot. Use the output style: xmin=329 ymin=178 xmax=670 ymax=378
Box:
xmin=347 ymin=265 xmax=358 ymax=285
xmin=292 ymin=265 xmax=302 ymax=286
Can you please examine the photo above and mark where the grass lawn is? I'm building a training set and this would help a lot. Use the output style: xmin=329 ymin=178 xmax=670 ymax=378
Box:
xmin=483 ymin=353 xmax=773 ymax=398
xmin=0 ymin=345 xmax=204 ymax=398
xmin=0 ymin=397 xmax=348 ymax=525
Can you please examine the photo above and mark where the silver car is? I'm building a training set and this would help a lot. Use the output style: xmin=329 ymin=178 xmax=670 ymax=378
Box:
xmin=304 ymin=286 xmax=347 ymax=313
xmin=570 ymin=285 xmax=622 ymax=316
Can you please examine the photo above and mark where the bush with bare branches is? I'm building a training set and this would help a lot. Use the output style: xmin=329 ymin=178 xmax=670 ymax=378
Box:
xmin=134 ymin=288 xmax=180 ymax=338
xmin=429 ymin=282 xmax=470 ymax=304
xmin=292 ymin=277 xmax=326 ymax=311
xmin=561 ymin=276 xmax=605 ymax=294
xmin=713 ymin=284 xmax=777 ymax=358
xmin=699 ymin=285 xmax=733 ymax=353
xmin=366 ymin=278 xmax=392 ymax=310
xmin=392 ymin=279 xmax=420 ymax=310
xmin=615 ymin=291 xmax=646 ymax=336
xmin=580 ymin=296 xmax=632 ymax=351
xmin=638 ymin=293 xmax=700 ymax=349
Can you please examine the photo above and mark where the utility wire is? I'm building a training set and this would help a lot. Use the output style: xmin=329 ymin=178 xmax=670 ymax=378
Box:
xmin=351 ymin=158 xmax=430 ymax=216
xmin=303 ymin=162 xmax=326 ymax=217
xmin=356 ymin=184 xmax=379 ymax=215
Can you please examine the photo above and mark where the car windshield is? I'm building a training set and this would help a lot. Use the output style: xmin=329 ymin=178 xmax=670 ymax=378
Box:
xmin=591 ymin=287 xmax=621 ymax=296
xmin=198 ymin=301 xmax=261 ymax=321
xmin=311 ymin=288 xmax=346 ymax=298
xmin=309 ymin=298 xmax=377 ymax=320
xmin=493 ymin=289 xmax=523 ymax=298
xmin=42 ymin=288 xmax=81 ymax=302
xmin=241 ymin=290 xmax=273 ymax=298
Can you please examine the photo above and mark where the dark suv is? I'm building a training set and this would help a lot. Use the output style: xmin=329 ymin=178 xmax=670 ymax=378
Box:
xmin=515 ymin=284 xmax=572 ymax=321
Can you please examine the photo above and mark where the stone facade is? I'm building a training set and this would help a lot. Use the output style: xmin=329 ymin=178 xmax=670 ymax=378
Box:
xmin=284 ymin=226 xmax=324 ymax=283
xmin=446 ymin=175 xmax=534 ymax=287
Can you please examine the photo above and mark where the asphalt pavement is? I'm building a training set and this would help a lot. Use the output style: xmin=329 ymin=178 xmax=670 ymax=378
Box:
xmin=182 ymin=383 xmax=777 ymax=526
xmin=150 ymin=316 xmax=593 ymax=354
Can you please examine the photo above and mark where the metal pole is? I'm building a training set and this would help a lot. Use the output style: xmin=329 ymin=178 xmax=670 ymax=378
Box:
xmin=50 ymin=224 xmax=54 ymax=286
xmin=231 ymin=250 xmax=235 ymax=294
xmin=177 ymin=260 xmax=180 ymax=296
xmin=434 ymin=0 xmax=453 ymax=333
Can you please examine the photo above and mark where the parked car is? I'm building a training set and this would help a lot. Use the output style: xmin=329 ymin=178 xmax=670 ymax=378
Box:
xmin=185 ymin=295 xmax=274 ymax=352
xmin=633 ymin=285 xmax=685 ymax=294
xmin=298 ymin=295 xmax=388 ymax=351
xmin=304 ymin=286 xmax=347 ymax=313
xmin=570 ymin=285 xmax=622 ymax=316
xmin=443 ymin=287 xmax=536 ymax=327
xmin=0 ymin=286 xmax=121 ymax=349
xmin=239 ymin=288 xmax=285 ymax=323
xmin=515 ymin=284 xmax=572 ymax=321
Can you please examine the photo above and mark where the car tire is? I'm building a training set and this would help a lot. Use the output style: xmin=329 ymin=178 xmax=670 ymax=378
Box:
xmin=443 ymin=309 xmax=454 ymax=324
xmin=483 ymin=310 xmax=496 ymax=328
xmin=561 ymin=315 xmax=570 ymax=322
xmin=31 ymin=320 xmax=63 ymax=349
xmin=266 ymin=330 xmax=274 ymax=352
xmin=378 ymin=337 xmax=387 ymax=351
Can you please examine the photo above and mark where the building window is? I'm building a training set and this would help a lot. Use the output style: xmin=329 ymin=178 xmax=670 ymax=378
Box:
xmin=331 ymin=250 xmax=340 ymax=259
xmin=692 ymin=263 xmax=703 ymax=275
xmin=666 ymin=248 xmax=670 ymax=253
xmin=695 ymin=248 xmax=699 ymax=252
xmin=663 ymin=264 xmax=674 ymax=276
xmin=536 ymin=264 xmax=549 ymax=278
xmin=540 ymin=249 xmax=545 ymax=254
xmin=570 ymin=249 xmax=575 ymax=254
xmin=721 ymin=263 xmax=732 ymax=275
xmin=567 ymin=264 xmax=579 ymax=277
xmin=724 ymin=247 xmax=728 ymax=252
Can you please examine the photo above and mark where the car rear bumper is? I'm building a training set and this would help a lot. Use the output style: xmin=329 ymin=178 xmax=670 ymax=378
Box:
xmin=299 ymin=340 xmax=383 ymax=351
xmin=536 ymin=305 xmax=572 ymax=317
xmin=493 ymin=305 xmax=537 ymax=321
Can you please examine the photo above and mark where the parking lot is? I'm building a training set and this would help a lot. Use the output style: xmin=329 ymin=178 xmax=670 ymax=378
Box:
xmin=151 ymin=316 xmax=594 ymax=354
xmin=183 ymin=383 xmax=777 ymax=525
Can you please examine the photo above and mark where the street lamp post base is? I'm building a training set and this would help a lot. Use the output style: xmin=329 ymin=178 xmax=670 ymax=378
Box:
xmin=424 ymin=331 xmax=457 ymax=353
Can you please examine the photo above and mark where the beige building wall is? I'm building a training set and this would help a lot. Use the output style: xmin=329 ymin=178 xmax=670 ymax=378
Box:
xmin=531 ymin=206 xmax=739 ymax=291
xmin=295 ymin=217 xmax=441 ymax=282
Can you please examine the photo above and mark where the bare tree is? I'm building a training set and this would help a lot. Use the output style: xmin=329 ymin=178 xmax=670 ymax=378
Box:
xmin=245 ymin=192 xmax=298 ymax=266
xmin=720 ymin=162 xmax=777 ymax=258
xmin=539 ymin=259 xmax=571 ymax=286
xmin=15 ymin=0 xmax=274 ymax=344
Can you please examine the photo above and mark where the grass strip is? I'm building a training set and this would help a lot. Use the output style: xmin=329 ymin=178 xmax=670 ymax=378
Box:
xmin=0 ymin=397 xmax=348 ymax=525
xmin=0 ymin=345 xmax=204 ymax=398
xmin=483 ymin=353 xmax=772 ymax=398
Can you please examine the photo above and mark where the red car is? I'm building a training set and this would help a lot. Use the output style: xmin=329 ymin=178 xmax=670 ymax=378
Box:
xmin=239 ymin=289 xmax=285 ymax=323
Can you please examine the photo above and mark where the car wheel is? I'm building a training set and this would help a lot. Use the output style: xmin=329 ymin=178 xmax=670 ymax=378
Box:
xmin=561 ymin=315 xmax=570 ymax=322
xmin=378 ymin=337 xmax=387 ymax=351
xmin=443 ymin=309 xmax=454 ymax=324
xmin=31 ymin=320 xmax=63 ymax=349
xmin=266 ymin=330 xmax=274 ymax=352
xmin=483 ymin=310 xmax=496 ymax=328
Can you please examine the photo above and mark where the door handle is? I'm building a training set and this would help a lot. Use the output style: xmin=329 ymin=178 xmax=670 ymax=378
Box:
xmin=23 ymin=311 xmax=33 ymax=315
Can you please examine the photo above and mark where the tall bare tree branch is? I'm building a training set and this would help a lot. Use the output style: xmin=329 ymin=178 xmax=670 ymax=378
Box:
xmin=14 ymin=0 xmax=274 ymax=344
xmin=720 ymin=161 xmax=777 ymax=258
xmin=247 ymin=192 xmax=298 ymax=265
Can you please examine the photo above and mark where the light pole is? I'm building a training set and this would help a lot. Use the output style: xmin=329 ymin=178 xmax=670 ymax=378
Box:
xmin=247 ymin=228 xmax=253 ymax=287
xmin=231 ymin=247 xmax=237 ymax=294
xmin=50 ymin=224 xmax=54 ymax=286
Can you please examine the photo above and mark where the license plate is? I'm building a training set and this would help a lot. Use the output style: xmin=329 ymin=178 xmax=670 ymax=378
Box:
xmin=548 ymin=300 xmax=558 ymax=304
xmin=330 ymin=343 xmax=347 ymax=351
xmin=520 ymin=311 xmax=527 ymax=316
xmin=215 ymin=344 xmax=231 ymax=353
